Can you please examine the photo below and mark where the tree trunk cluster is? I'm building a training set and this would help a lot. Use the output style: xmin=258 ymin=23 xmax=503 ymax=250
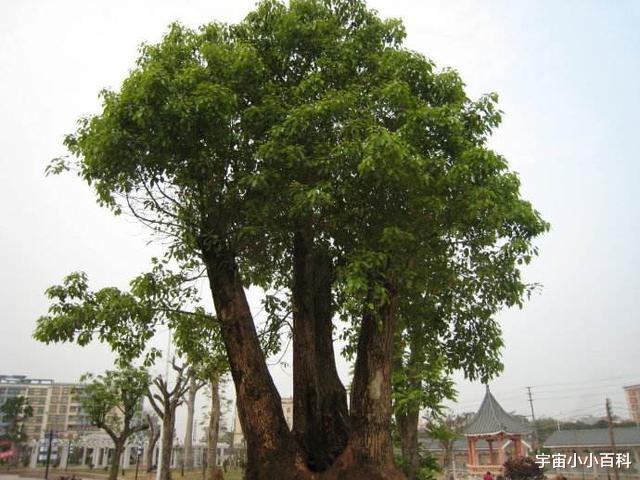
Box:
xmin=201 ymin=229 xmax=406 ymax=479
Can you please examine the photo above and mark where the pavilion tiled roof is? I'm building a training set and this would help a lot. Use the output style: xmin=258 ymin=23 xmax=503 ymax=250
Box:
xmin=463 ymin=385 xmax=532 ymax=436
xmin=421 ymin=437 xmax=512 ymax=452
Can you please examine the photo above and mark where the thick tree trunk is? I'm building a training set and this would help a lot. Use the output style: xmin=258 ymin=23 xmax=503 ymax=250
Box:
xmin=160 ymin=412 xmax=176 ymax=480
xmin=183 ymin=373 xmax=197 ymax=470
xmin=201 ymin=247 xmax=306 ymax=479
xmin=109 ymin=441 xmax=124 ymax=480
xmin=396 ymin=408 xmax=420 ymax=480
xmin=327 ymin=292 xmax=405 ymax=480
xmin=206 ymin=378 xmax=222 ymax=480
xmin=292 ymin=228 xmax=349 ymax=472
xmin=395 ymin=338 xmax=425 ymax=480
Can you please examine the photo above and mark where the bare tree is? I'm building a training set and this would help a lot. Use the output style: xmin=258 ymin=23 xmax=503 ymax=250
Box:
xmin=147 ymin=360 xmax=190 ymax=480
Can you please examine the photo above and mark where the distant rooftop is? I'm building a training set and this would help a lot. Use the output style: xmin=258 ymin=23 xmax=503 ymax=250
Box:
xmin=545 ymin=428 xmax=640 ymax=448
xmin=623 ymin=384 xmax=640 ymax=390
xmin=0 ymin=375 xmax=53 ymax=385
xmin=463 ymin=385 xmax=532 ymax=436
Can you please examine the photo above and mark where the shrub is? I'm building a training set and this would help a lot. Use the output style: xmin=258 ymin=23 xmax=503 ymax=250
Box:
xmin=504 ymin=456 xmax=544 ymax=480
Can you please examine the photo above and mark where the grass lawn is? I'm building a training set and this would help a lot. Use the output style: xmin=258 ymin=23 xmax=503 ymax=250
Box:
xmin=168 ymin=468 xmax=243 ymax=480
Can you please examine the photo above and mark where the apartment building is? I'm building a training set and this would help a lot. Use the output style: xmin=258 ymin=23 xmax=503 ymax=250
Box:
xmin=0 ymin=375 xmax=95 ymax=440
xmin=624 ymin=384 xmax=640 ymax=422
xmin=232 ymin=397 xmax=293 ymax=448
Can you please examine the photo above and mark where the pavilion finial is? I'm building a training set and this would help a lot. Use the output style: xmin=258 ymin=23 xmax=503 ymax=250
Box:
xmin=485 ymin=383 xmax=490 ymax=392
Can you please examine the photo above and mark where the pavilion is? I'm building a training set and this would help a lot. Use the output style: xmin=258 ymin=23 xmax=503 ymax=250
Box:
xmin=463 ymin=385 xmax=532 ymax=476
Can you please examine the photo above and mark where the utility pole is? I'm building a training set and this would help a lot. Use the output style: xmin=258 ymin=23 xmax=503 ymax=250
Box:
xmin=606 ymin=398 xmax=620 ymax=480
xmin=527 ymin=387 xmax=540 ymax=450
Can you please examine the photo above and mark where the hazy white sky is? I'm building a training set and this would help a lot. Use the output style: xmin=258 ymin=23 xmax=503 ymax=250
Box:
xmin=1 ymin=0 xmax=639 ymax=437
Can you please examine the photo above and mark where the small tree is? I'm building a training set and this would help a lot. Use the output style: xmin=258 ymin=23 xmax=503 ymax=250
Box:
xmin=76 ymin=367 xmax=149 ymax=480
xmin=0 ymin=396 xmax=33 ymax=466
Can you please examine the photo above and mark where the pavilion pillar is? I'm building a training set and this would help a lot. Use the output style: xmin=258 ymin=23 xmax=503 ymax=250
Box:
xmin=514 ymin=437 xmax=523 ymax=457
xmin=467 ymin=437 xmax=478 ymax=468
xmin=488 ymin=439 xmax=495 ymax=465
xmin=498 ymin=442 xmax=505 ymax=466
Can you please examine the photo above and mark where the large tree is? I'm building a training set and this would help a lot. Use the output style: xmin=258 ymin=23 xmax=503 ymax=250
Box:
xmin=75 ymin=368 xmax=149 ymax=480
xmin=44 ymin=0 xmax=547 ymax=478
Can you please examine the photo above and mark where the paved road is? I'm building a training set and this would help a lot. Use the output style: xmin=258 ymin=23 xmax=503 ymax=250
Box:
xmin=0 ymin=475 xmax=42 ymax=480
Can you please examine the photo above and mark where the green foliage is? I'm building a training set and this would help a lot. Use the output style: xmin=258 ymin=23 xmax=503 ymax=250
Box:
xmin=76 ymin=366 xmax=149 ymax=441
xmin=0 ymin=396 xmax=33 ymax=443
xmin=52 ymin=0 xmax=546 ymax=300
xmin=395 ymin=450 xmax=441 ymax=480
xmin=35 ymin=257 xmax=229 ymax=378
xmin=34 ymin=271 xmax=160 ymax=366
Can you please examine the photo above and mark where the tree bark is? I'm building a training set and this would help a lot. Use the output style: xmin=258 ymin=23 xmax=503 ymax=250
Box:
xmin=160 ymin=411 xmax=176 ymax=480
xmin=109 ymin=441 xmax=124 ymax=480
xmin=396 ymin=408 xmax=420 ymax=480
xmin=201 ymin=247 xmax=306 ymax=479
xmin=146 ymin=415 xmax=160 ymax=472
xmin=395 ymin=337 xmax=426 ymax=480
xmin=327 ymin=291 xmax=405 ymax=480
xmin=206 ymin=378 xmax=222 ymax=480
xmin=183 ymin=373 xmax=198 ymax=470
xmin=292 ymin=227 xmax=349 ymax=472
